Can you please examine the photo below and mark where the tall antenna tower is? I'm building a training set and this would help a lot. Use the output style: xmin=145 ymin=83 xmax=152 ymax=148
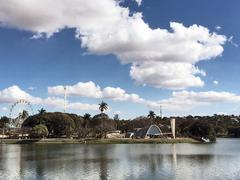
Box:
xmin=64 ymin=86 xmax=67 ymax=113
xmin=160 ymin=105 xmax=163 ymax=119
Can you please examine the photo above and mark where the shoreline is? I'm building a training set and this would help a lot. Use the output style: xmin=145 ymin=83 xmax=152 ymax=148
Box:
xmin=0 ymin=138 xmax=201 ymax=144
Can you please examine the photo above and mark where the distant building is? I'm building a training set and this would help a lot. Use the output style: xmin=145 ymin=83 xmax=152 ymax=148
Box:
xmin=106 ymin=130 xmax=124 ymax=138
xmin=134 ymin=125 xmax=163 ymax=139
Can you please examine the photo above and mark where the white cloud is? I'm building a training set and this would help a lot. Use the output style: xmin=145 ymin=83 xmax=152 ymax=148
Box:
xmin=215 ymin=26 xmax=222 ymax=31
xmin=82 ymin=20 xmax=225 ymax=89
xmin=130 ymin=62 xmax=206 ymax=89
xmin=0 ymin=86 xmax=98 ymax=111
xmin=0 ymin=0 xmax=128 ymax=37
xmin=41 ymin=97 xmax=99 ymax=111
xmin=147 ymin=90 xmax=240 ymax=111
xmin=102 ymin=86 xmax=144 ymax=103
xmin=48 ymin=81 xmax=145 ymax=103
xmin=0 ymin=0 xmax=227 ymax=89
xmin=135 ymin=0 xmax=142 ymax=6
xmin=0 ymin=85 xmax=42 ymax=104
xmin=48 ymin=81 xmax=102 ymax=98
xmin=48 ymin=82 xmax=240 ymax=114
xmin=0 ymin=83 xmax=145 ymax=112
xmin=67 ymin=102 xmax=98 ymax=111
xmin=2 ymin=85 xmax=240 ymax=115
xmin=213 ymin=80 xmax=219 ymax=85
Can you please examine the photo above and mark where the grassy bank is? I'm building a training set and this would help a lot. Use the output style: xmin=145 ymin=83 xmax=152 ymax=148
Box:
xmin=87 ymin=138 xmax=200 ymax=144
xmin=0 ymin=138 xmax=200 ymax=144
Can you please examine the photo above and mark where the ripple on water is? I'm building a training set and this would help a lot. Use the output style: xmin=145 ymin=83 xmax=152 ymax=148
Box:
xmin=0 ymin=139 xmax=240 ymax=180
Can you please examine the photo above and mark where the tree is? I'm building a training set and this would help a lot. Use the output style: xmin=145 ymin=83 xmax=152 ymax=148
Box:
xmin=83 ymin=113 xmax=91 ymax=120
xmin=67 ymin=113 xmax=84 ymax=129
xmin=38 ymin=108 xmax=46 ymax=115
xmin=83 ymin=113 xmax=91 ymax=128
xmin=148 ymin=111 xmax=156 ymax=124
xmin=21 ymin=110 xmax=29 ymax=119
xmin=113 ymin=114 xmax=120 ymax=129
xmin=0 ymin=116 xmax=10 ymax=128
xmin=99 ymin=101 xmax=108 ymax=113
xmin=92 ymin=113 xmax=109 ymax=120
xmin=188 ymin=121 xmax=216 ymax=142
xmin=113 ymin=114 xmax=119 ymax=121
xmin=31 ymin=124 xmax=49 ymax=138
xmin=98 ymin=101 xmax=108 ymax=138
xmin=22 ymin=112 xmax=76 ymax=137
xmin=148 ymin=111 xmax=156 ymax=119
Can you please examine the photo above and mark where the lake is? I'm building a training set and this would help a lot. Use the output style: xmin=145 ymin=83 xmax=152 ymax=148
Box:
xmin=0 ymin=138 xmax=240 ymax=180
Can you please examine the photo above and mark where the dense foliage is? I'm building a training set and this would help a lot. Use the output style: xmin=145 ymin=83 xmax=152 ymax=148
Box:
xmin=2 ymin=111 xmax=240 ymax=141
xmin=22 ymin=112 xmax=116 ymax=138
xmin=0 ymin=116 xmax=9 ymax=128
xmin=30 ymin=124 xmax=49 ymax=138
xmin=22 ymin=112 xmax=76 ymax=137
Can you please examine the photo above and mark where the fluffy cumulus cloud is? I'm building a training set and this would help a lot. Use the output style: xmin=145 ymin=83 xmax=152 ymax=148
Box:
xmin=0 ymin=85 xmax=98 ymax=111
xmin=2 ymin=84 xmax=240 ymax=114
xmin=130 ymin=62 xmax=206 ymax=89
xmin=147 ymin=90 xmax=240 ymax=110
xmin=102 ymin=87 xmax=144 ymax=103
xmin=48 ymin=81 xmax=145 ymax=103
xmin=48 ymin=81 xmax=240 ymax=112
xmin=0 ymin=82 xmax=145 ymax=112
xmin=48 ymin=81 xmax=102 ymax=98
xmin=0 ymin=85 xmax=42 ymax=104
xmin=67 ymin=103 xmax=98 ymax=111
xmin=0 ymin=0 xmax=227 ymax=89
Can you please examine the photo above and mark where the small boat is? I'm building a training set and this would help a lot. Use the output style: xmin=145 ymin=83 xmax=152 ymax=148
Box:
xmin=201 ymin=137 xmax=210 ymax=143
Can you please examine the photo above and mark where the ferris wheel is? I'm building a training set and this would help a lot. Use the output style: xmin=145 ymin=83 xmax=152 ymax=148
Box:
xmin=9 ymin=99 xmax=34 ymax=128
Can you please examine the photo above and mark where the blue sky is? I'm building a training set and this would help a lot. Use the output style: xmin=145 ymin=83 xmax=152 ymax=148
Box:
xmin=0 ymin=0 xmax=240 ymax=119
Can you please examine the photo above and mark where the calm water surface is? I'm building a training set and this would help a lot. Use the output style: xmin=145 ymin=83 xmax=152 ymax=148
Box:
xmin=0 ymin=138 xmax=240 ymax=180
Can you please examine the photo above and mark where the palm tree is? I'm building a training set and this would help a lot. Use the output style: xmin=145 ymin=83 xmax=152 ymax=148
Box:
xmin=83 ymin=113 xmax=91 ymax=120
xmin=21 ymin=110 xmax=29 ymax=119
xmin=37 ymin=108 xmax=47 ymax=125
xmin=148 ymin=110 xmax=156 ymax=125
xmin=83 ymin=113 xmax=91 ymax=128
xmin=148 ymin=110 xmax=156 ymax=119
xmin=98 ymin=101 xmax=108 ymax=138
xmin=99 ymin=101 xmax=108 ymax=113
xmin=38 ymin=108 xmax=46 ymax=115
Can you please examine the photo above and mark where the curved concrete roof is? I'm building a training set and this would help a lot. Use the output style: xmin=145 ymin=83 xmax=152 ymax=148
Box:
xmin=135 ymin=125 xmax=162 ymax=138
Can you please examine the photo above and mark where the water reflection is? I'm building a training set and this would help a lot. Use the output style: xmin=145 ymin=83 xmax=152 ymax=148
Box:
xmin=0 ymin=139 xmax=240 ymax=180
xmin=172 ymin=144 xmax=177 ymax=168
xmin=0 ymin=144 xmax=22 ymax=179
